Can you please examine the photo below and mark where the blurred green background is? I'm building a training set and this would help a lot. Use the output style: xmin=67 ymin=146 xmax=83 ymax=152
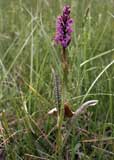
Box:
xmin=0 ymin=0 xmax=114 ymax=159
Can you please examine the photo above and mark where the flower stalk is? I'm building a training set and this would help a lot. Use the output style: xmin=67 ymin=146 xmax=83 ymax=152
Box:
xmin=62 ymin=47 xmax=68 ymax=72
xmin=53 ymin=5 xmax=73 ymax=155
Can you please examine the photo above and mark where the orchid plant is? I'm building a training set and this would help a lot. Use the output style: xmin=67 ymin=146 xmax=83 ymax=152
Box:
xmin=48 ymin=5 xmax=98 ymax=154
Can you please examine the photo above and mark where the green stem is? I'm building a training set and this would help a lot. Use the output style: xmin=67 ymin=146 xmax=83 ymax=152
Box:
xmin=56 ymin=110 xmax=64 ymax=156
xmin=62 ymin=47 xmax=68 ymax=87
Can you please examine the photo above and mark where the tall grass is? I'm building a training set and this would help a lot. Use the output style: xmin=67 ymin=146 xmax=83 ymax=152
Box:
xmin=0 ymin=0 xmax=114 ymax=159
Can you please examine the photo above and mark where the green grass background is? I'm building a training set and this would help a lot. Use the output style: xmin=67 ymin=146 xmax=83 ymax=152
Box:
xmin=0 ymin=0 xmax=114 ymax=159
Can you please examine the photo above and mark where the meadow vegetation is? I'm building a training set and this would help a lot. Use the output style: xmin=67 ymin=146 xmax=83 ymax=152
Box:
xmin=0 ymin=0 xmax=114 ymax=159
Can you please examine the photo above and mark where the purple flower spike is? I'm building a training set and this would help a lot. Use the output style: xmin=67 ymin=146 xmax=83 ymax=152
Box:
xmin=54 ymin=5 xmax=73 ymax=48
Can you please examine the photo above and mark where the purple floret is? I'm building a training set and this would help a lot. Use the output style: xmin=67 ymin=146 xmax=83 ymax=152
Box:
xmin=54 ymin=5 xmax=73 ymax=48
